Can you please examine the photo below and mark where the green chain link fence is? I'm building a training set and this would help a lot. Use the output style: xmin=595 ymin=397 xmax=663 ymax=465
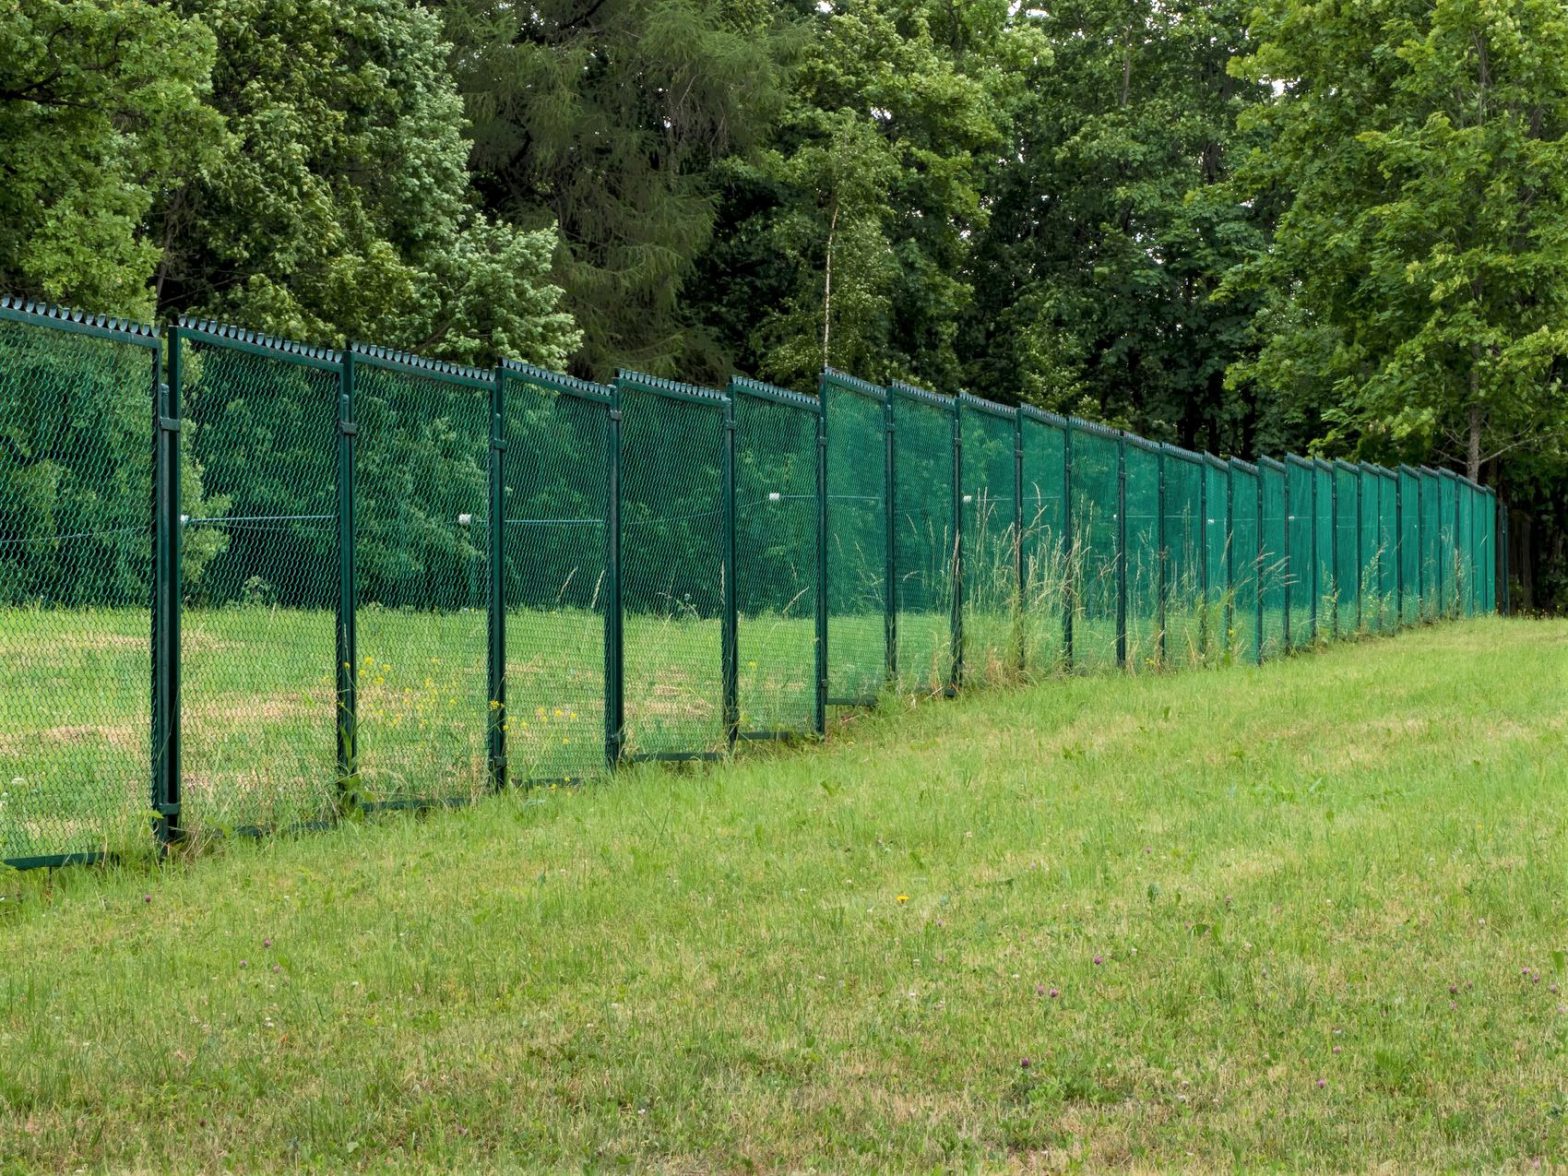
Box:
xmin=0 ymin=296 xmax=1507 ymax=867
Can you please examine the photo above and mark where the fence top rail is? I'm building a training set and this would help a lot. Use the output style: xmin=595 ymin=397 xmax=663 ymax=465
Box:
xmin=1019 ymin=404 xmax=1068 ymax=428
xmin=352 ymin=342 xmax=494 ymax=389
xmin=1314 ymin=457 xmax=1336 ymax=472
xmin=615 ymin=369 xmax=726 ymax=408
xmin=1203 ymin=451 xmax=1230 ymax=470
xmin=1 ymin=295 xmax=159 ymax=349
xmin=178 ymin=316 xmax=343 ymax=372
xmin=1231 ymin=457 xmax=1259 ymax=476
xmin=1258 ymin=455 xmax=1287 ymax=473
xmin=1126 ymin=433 xmax=1162 ymax=454
xmin=889 ymin=379 xmax=950 ymax=409
xmin=500 ymin=359 xmax=612 ymax=404
xmin=1397 ymin=463 xmax=1423 ymax=478
xmin=1356 ymin=459 xmax=1394 ymax=480
xmin=730 ymin=375 xmax=821 ymax=413
xmin=958 ymin=391 xmax=1017 ymax=420
xmin=1284 ymin=453 xmax=1317 ymax=470
xmin=1065 ymin=414 xmax=1119 ymax=440
xmin=1161 ymin=441 xmax=1205 ymax=464
xmin=819 ymin=367 xmax=886 ymax=402
xmin=1333 ymin=458 xmax=1362 ymax=474
xmin=1436 ymin=466 xmax=1460 ymax=481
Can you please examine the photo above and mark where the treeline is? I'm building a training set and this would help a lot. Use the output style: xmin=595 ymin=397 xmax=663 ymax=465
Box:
xmin=2 ymin=0 xmax=1565 ymax=606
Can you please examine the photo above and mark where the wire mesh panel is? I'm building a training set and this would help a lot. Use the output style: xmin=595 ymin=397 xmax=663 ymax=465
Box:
xmin=731 ymin=378 xmax=821 ymax=736
xmin=1398 ymin=467 xmax=1421 ymax=624
xmin=617 ymin=372 xmax=727 ymax=757
xmin=1438 ymin=472 xmax=1458 ymax=617
xmin=890 ymin=384 xmax=955 ymax=694
xmin=1285 ymin=457 xmax=1316 ymax=647
xmin=1019 ymin=408 xmax=1067 ymax=674
xmin=1069 ymin=421 xmax=1121 ymax=671
xmin=500 ymin=363 xmax=610 ymax=783
xmin=1161 ymin=447 xmax=1205 ymax=667
xmin=959 ymin=395 xmax=1019 ymax=686
xmin=1376 ymin=470 xmax=1397 ymax=631
xmin=1332 ymin=462 xmax=1360 ymax=634
xmin=1259 ymin=460 xmax=1287 ymax=658
xmin=179 ymin=323 xmax=340 ymax=834
xmin=822 ymin=370 xmax=887 ymax=705
xmin=0 ymin=304 xmax=156 ymax=864
xmin=1356 ymin=466 xmax=1382 ymax=632
xmin=1458 ymin=480 xmax=1477 ymax=617
xmin=1314 ymin=461 xmax=1336 ymax=634
xmin=1229 ymin=461 xmax=1260 ymax=664
xmin=352 ymin=349 xmax=491 ymax=807
xmin=1124 ymin=438 xmax=1161 ymax=670
xmin=1421 ymin=469 xmax=1443 ymax=619
xmin=1480 ymin=489 xmax=1496 ymax=613
xmin=1202 ymin=456 xmax=1230 ymax=659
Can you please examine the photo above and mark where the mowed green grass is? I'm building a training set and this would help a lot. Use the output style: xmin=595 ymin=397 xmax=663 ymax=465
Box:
xmin=0 ymin=616 xmax=1563 ymax=1170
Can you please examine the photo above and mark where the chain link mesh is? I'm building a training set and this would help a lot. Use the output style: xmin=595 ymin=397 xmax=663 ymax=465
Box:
xmin=960 ymin=397 xmax=1019 ymax=686
xmin=1285 ymin=458 xmax=1317 ymax=647
xmin=180 ymin=330 xmax=340 ymax=835
xmin=501 ymin=364 xmax=610 ymax=783
xmin=891 ymin=385 xmax=955 ymax=694
xmin=1020 ymin=410 xmax=1067 ymax=674
xmin=1162 ymin=448 xmax=1205 ymax=667
xmin=353 ymin=355 xmax=491 ymax=807
xmin=617 ymin=374 xmax=727 ymax=757
xmin=1068 ymin=423 xmax=1120 ymax=671
xmin=823 ymin=374 xmax=887 ymax=704
xmin=732 ymin=381 xmax=820 ymax=736
xmin=1260 ymin=462 xmax=1287 ymax=659
xmin=1230 ymin=462 xmax=1260 ymax=664
xmin=1203 ymin=458 xmax=1231 ymax=659
xmin=1124 ymin=440 xmax=1161 ymax=670
xmin=0 ymin=311 xmax=154 ymax=863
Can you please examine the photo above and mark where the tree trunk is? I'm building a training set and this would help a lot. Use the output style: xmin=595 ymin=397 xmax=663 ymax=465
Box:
xmin=1467 ymin=401 xmax=1482 ymax=482
xmin=821 ymin=200 xmax=838 ymax=371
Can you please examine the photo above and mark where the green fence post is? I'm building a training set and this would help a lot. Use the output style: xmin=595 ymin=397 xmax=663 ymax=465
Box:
xmin=152 ymin=329 xmax=182 ymax=848
xmin=1115 ymin=434 xmax=1128 ymax=669
xmin=1282 ymin=464 xmax=1292 ymax=650
xmin=1156 ymin=447 xmax=1167 ymax=667
xmin=1014 ymin=414 xmax=1026 ymax=674
xmin=814 ymin=396 xmax=828 ymax=735
xmin=1355 ymin=471 xmax=1364 ymax=632
xmin=1309 ymin=460 xmax=1319 ymax=641
xmin=1500 ymin=498 xmax=1510 ymax=615
xmin=605 ymin=386 xmax=624 ymax=767
xmin=1062 ymin=421 xmax=1075 ymax=669
xmin=1197 ymin=452 xmax=1208 ymax=659
xmin=336 ymin=349 xmax=358 ymax=809
xmin=948 ymin=396 xmax=963 ymax=694
xmin=884 ymin=391 xmax=897 ymax=686
xmin=1394 ymin=473 xmax=1404 ymax=628
xmin=722 ymin=392 xmax=739 ymax=745
xmin=487 ymin=370 xmax=507 ymax=790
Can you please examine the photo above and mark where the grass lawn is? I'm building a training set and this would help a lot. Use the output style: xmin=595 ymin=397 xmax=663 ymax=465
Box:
xmin=0 ymin=616 xmax=1563 ymax=1169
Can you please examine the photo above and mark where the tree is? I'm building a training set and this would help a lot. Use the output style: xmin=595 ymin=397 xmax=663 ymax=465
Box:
xmin=0 ymin=0 xmax=222 ymax=316
xmin=961 ymin=0 xmax=1269 ymax=451
xmin=437 ymin=0 xmax=789 ymax=379
xmin=1226 ymin=0 xmax=1568 ymax=483
xmin=156 ymin=0 xmax=579 ymax=367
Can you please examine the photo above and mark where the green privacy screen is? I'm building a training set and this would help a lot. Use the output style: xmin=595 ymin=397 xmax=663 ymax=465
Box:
xmin=0 ymin=296 xmax=1508 ymax=869
xmin=178 ymin=322 xmax=342 ymax=837
xmin=822 ymin=370 xmax=887 ymax=705
xmin=959 ymin=394 xmax=1020 ymax=686
xmin=891 ymin=383 xmax=956 ymax=694
xmin=498 ymin=362 xmax=611 ymax=784
xmin=615 ymin=372 xmax=728 ymax=759
xmin=729 ymin=378 xmax=822 ymax=738
xmin=0 ymin=301 xmax=157 ymax=866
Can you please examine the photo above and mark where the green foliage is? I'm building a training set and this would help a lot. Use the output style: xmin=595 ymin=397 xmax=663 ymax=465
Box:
xmin=1227 ymin=0 xmax=1568 ymax=481
xmin=439 ymin=0 xmax=790 ymax=378
xmin=0 ymin=0 xmax=222 ymax=316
